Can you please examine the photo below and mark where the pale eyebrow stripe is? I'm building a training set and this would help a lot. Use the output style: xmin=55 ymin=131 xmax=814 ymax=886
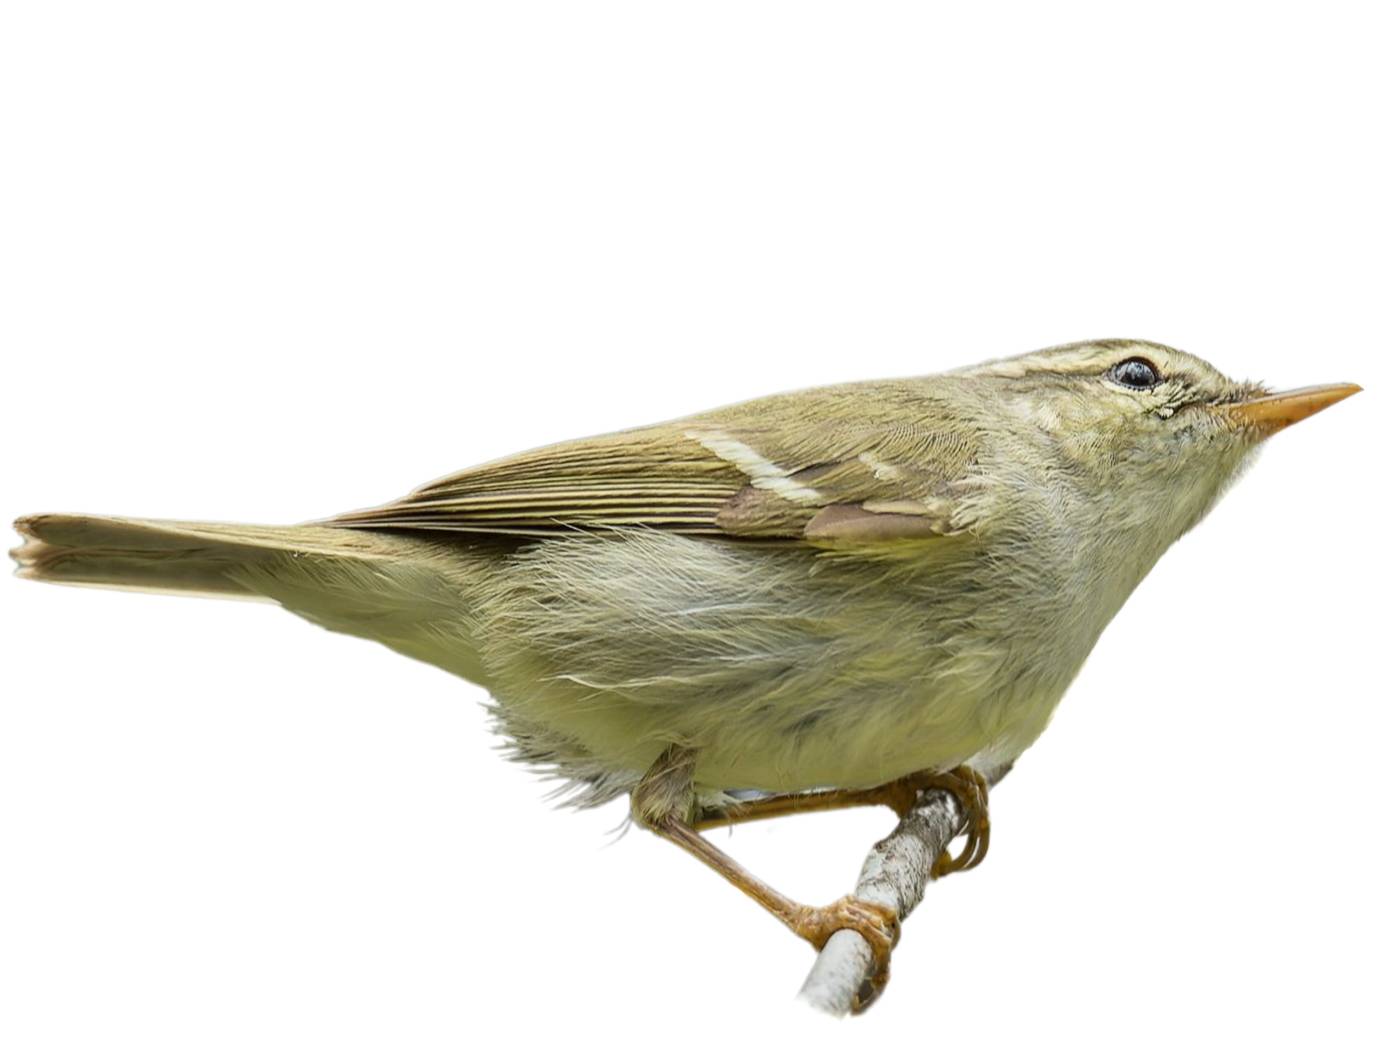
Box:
xmin=686 ymin=429 xmax=824 ymax=503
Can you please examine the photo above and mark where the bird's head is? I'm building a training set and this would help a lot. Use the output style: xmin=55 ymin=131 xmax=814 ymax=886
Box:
xmin=961 ymin=339 xmax=1360 ymax=542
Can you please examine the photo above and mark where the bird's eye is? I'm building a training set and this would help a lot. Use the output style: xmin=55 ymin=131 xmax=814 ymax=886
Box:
xmin=1107 ymin=357 xmax=1161 ymax=390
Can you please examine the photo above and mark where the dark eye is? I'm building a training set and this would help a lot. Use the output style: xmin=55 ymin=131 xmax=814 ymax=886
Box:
xmin=1108 ymin=357 xmax=1161 ymax=390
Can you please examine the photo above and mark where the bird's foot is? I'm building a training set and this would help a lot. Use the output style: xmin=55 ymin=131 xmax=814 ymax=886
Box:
xmin=789 ymin=895 xmax=899 ymax=1005
xmin=924 ymin=765 xmax=990 ymax=876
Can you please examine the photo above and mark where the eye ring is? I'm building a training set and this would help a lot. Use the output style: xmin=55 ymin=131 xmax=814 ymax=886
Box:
xmin=1107 ymin=357 xmax=1161 ymax=390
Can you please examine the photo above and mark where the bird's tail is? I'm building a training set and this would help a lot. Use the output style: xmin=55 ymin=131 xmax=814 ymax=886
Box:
xmin=10 ymin=513 xmax=406 ymax=599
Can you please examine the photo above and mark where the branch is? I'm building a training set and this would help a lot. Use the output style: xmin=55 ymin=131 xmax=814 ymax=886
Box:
xmin=798 ymin=765 xmax=1008 ymax=1015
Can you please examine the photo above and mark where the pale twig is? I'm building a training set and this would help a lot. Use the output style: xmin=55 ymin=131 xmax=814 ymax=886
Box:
xmin=798 ymin=767 xmax=1007 ymax=1015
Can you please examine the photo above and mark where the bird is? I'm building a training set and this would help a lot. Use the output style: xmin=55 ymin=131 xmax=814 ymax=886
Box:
xmin=10 ymin=339 xmax=1359 ymax=994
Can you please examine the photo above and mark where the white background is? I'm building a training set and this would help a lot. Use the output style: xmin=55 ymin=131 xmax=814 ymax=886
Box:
xmin=2 ymin=3 xmax=1378 ymax=1035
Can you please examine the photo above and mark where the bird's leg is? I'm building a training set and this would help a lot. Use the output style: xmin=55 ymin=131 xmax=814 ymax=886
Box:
xmin=694 ymin=786 xmax=909 ymax=828
xmin=653 ymin=815 xmax=900 ymax=996
xmin=632 ymin=746 xmax=900 ymax=1002
xmin=694 ymin=765 xmax=991 ymax=877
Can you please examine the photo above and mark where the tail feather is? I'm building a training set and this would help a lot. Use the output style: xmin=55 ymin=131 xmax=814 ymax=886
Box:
xmin=11 ymin=514 xmax=406 ymax=598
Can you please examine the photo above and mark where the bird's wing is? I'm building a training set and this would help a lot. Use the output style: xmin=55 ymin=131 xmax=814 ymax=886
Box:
xmin=329 ymin=381 xmax=983 ymax=543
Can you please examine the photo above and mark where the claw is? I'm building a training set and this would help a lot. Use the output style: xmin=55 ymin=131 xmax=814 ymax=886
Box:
xmin=926 ymin=765 xmax=991 ymax=878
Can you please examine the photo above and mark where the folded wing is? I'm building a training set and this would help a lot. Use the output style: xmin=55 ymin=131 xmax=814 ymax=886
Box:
xmin=329 ymin=381 xmax=982 ymax=543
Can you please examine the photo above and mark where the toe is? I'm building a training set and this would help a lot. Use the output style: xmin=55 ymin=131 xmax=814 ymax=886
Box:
xmin=836 ymin=896 xmax=899 ymax=954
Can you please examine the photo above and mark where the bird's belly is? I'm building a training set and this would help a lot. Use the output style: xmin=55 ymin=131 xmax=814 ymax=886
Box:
xmin=689 ymin=663 xmax=1069 ymax=793
xmin=484 ymin=625 xmax=1074 ymax=796
xmin=473 ymin=531 xmax=1088 ymax=796
xmin=692 ymin=707 xmax=985 ymax=792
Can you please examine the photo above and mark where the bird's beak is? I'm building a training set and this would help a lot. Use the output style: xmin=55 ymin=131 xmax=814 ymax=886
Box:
xmin=1221 ymin=383 xmax=1362 ymax=436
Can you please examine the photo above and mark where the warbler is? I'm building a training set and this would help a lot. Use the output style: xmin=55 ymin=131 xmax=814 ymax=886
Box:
xmin=10 ymin=339 xmax=1359 ymax=988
